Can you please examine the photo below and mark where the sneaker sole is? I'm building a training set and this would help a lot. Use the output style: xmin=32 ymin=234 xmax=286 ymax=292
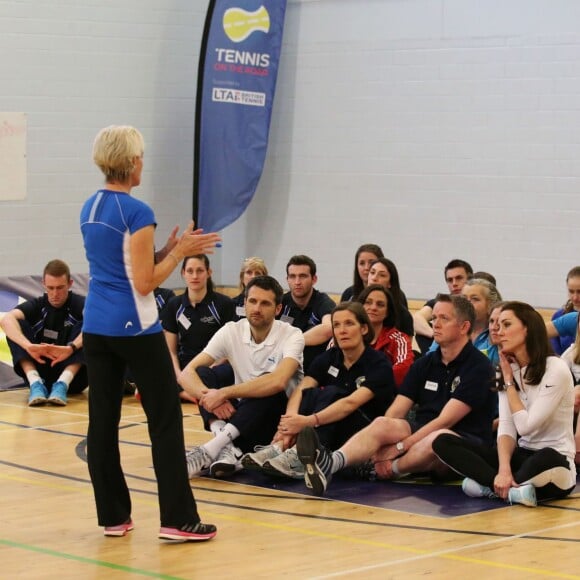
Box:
xmin=209 ymin=462 xmax=240 ymax=478
xmin=159 ymin=527 xmax=217 ymax=541
xmin=104 ymin=524 xmax=134 ymax=537
xmin=28 ymin=398 xmax=47 ymax=406
xmin=241 ymin=455 xmax=270 ymax=470
xmin=47 ymin=398 xmax=67 ymax=406
xmin=296 ymin=428 xmax=328 ymax=496
xmin=262 ymin=461 xmax=304 ymax=480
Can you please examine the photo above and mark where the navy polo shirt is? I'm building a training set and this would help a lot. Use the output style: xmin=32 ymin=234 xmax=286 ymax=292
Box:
xmin=307 ymin=345 xmax=396 ymax=421
xmin=232 ymin=291 xmax=246 ymax=321
xmin=399 ymin=341 xmax=495 ymax=444
xmin=280 ymin=289 xmax=336 ymax=372
xmin=17 ymin=292 xmax=85 ymax=345
xmin=161 ymin=290 xmax=235 ymax=367
xmin=280 ymin=288 xmax=335 ymax=331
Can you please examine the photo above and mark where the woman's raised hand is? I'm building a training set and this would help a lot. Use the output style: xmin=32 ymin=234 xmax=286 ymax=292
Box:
xmin=176 ymin=221 xmax=221 ymax=257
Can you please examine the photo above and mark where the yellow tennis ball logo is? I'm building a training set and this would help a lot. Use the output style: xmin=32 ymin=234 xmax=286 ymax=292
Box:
xmin=223 ymin=5 xmax=270 ymax=43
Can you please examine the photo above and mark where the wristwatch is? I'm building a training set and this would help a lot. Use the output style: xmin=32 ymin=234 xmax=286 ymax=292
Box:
xmin=67 ymin=341 xmax=78 ymax=353
xmin=396 ymin=441 xmax=405 ymax=453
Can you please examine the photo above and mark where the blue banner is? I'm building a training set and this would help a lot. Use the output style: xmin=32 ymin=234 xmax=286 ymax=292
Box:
xmin=194 ymin=0 xmax=287 ymax=232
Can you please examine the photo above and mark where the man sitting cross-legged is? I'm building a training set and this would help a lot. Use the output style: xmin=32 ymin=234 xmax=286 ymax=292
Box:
xmin=178 ymin=275 xmax=305 ymax=478
xmin=1 ymin=259 xmax=87 ymax=406
xmin=296 ymin=294 xmax=496 ymax=496
xmin=242 ymin=301 xmax=396 ymax=479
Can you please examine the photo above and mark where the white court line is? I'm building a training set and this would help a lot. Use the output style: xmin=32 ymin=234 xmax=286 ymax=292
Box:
xmin=310 ymin=519 xmax=580 ymax=579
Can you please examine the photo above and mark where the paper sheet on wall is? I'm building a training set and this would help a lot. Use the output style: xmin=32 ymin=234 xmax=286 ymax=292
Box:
xmin=0 ymin=113 xmax=27 ymax=200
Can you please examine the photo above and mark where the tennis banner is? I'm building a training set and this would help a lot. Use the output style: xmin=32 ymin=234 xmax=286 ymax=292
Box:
xmin=194 ymin=0 xmax=287 ymax=232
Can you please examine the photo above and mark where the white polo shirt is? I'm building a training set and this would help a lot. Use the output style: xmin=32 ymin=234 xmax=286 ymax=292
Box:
xmin=203 ymin=319 xmax=305 ymax=396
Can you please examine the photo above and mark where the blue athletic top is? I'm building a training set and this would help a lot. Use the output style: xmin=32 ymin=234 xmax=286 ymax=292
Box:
xmin=80 ymin=189 xmax=161 ymax=336
xmin=552 ymin=311 xmax=579 ymax=339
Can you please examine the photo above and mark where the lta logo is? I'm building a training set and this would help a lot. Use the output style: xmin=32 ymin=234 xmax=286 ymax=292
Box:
xmin=223 ymin=5 xmax=270 ymax=43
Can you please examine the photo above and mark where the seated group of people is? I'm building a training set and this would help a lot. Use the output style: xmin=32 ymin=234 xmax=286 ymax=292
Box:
xmin=2 ymin=249 xmax=579 ymax=510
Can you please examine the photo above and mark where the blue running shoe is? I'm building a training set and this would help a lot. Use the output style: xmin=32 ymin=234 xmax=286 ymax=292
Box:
xmin=462 ymin=477 xmax=498 ymax=499
xmin=48 ymin=381 xmax=68 ymax=406
xmin=28 ymin=381 xmax=48 ymax=406
xmin=508 ymin=484 xmax=537 ymax=507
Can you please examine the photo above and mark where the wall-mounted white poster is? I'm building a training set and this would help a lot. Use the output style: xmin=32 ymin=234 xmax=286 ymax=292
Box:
xmin=0 ymin=113 xmax=27 ymax=200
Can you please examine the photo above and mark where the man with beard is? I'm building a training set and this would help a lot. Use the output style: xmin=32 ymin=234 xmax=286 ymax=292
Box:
xmin=179 ymin=275 xmax=304 ymax=479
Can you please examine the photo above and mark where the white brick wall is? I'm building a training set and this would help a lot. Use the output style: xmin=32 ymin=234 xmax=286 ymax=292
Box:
xmin=1 ymin=0 xmax=579 ymax=306
xmin=222 ymin=0 xmax=580 ymax=307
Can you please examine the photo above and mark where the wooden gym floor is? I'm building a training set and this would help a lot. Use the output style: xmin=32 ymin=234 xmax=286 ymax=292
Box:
xmin=0 ymin=388 xmax=578 ymax=580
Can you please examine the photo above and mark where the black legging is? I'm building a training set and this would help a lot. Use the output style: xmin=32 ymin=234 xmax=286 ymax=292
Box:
xmin=433 ymin=433 xmax=575 ymax=501
xmin=84 ymin=331 xmax=200 ymax=528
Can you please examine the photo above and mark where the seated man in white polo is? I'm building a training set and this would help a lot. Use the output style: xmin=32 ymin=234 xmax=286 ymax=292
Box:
xmin=179 ymin=275 xmax=304 ymax=478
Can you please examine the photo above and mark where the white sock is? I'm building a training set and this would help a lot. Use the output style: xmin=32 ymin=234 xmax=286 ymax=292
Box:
xmin=26 ymin=370 xmax=42 ymax=385
xmin=331 ymin=450 xmax=347 ymax=474
xmin=203 ymin=424 xmax=241 ymax=459
xmin=210 ymin=420 xmax=226 ymax=435
xmin=57 ymin=370 xmax=74 ymax=387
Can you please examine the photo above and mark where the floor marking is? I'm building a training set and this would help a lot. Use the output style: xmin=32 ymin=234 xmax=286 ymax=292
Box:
xmin=0 ymin=538 xmax=188 ymax=580
xmin=2 ymin=459 xmax=579 ymax=543
xmin=310 ymin=520 xmax=580 ymax=579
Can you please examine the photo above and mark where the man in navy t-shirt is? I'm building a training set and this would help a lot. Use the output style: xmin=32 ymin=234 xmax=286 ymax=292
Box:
xmin=1 ymin=259 xmax=86 ymax=406
xmin=279 ymin=254 xmax=336 ymax=372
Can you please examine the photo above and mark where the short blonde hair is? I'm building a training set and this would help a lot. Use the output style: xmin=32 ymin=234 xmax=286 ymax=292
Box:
xmin=238 ymin=257 xmax=268 ymax=291
xmin=93 ymin=125 xmax=144 ymax=183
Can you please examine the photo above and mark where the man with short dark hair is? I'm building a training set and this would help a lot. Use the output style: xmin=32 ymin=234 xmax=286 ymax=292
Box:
xmin=296 ymin=294 xmax=496 ymax=496
xmin=179 ymin=275 xmax=305 ymax=479
xmin=281 ymin=255 xmax=336 ymax=371
xmin=413 ymin=259 xmax=473 ymax=353
xmin=1 ymin=259 xmax=87 ymax=406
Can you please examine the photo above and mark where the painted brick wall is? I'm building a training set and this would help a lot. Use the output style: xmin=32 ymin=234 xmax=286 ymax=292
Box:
xmin=222 ymin=0 xmax=580 ymax=307
xmin=0 ymin=0 xmax=207 ymax=288
xmin=1 ymin=0 xmax=579 ymax=307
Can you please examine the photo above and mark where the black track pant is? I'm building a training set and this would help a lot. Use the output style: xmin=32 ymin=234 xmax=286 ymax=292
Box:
xmin=83 ymin=332 xmax=200 ymax=528
xmin=433 ymin=433 xmax=575 ymax=501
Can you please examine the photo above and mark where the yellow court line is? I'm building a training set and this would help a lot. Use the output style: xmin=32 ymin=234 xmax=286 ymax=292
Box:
xmin=2 ymin=471 xmax=579 ymax=579
xmin=308 ymin=518 xmax=580 ymax=580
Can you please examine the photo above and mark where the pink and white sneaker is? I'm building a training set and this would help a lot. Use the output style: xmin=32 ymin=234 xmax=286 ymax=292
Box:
xmin=104 ymin=519 xmax=134 ymax=537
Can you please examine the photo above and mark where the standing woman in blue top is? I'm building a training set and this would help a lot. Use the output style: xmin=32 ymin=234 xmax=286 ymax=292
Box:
xmin=80 ymin=125 xmax=220 ymax=542
xmin=162 ymin=254 xmax=235 ymax=402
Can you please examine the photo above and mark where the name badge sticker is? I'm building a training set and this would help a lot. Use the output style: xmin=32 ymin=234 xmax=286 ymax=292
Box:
xmin=235 ymin=305 xmax=246 ymax=318
xmin=280 ymin=315 xmax=294 ymax=325
xmin=328 ymin=365 xmax=339 ymax=378
xmin=178 ymin=313 xmax=191 ymax=330
xmin=424 ymin=380 xmax=438 ymax=392
xmin=43 ymin=329 xmax=58 ymax=340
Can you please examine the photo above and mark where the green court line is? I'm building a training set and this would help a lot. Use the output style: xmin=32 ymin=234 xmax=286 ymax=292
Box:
xmin=0 ymin=538 xmax=187 ymax=579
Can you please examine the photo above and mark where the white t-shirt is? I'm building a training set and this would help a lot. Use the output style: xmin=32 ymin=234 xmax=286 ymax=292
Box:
xmin=498 ymin=356 xmax=576 ymax=481
xmin=203 ymin=319 xmax=304 ymax=396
